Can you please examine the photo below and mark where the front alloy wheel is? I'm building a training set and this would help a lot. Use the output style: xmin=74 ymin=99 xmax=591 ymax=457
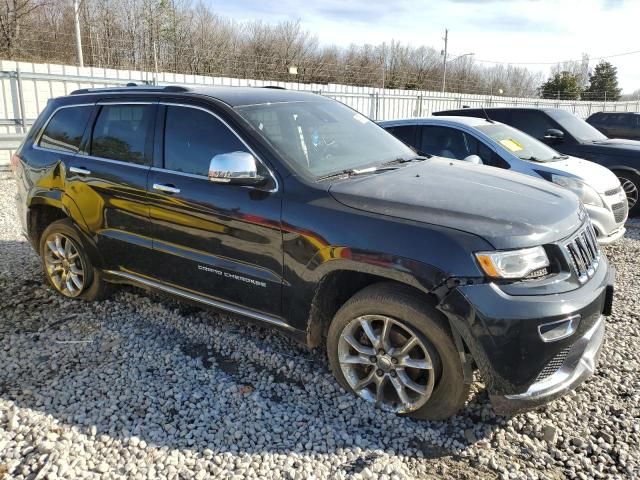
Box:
xmin=338 ymin=314 xmax=436 ymax=413
xmin=619 ymin=176 xmax=639 ymax=210
xmin=43 ymin=233 xmax=86 ymax=297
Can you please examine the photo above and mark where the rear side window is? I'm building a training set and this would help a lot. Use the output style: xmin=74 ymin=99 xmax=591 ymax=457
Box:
xmin=39 ymin=106 xmax=93 ymax=153
xmin=509 ymin=111 xmax=557 ymax=139
xmin=90 ymin=105 xmax=154 ymax=165
xmin=163 ymin=106 xmax=249 ymax=176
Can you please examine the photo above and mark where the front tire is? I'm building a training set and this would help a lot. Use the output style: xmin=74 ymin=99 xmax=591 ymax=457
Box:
xmin=327 ymin=283 xmax=470 ymax=420
xmin=39 ymin=219 xmax=112 ymax=301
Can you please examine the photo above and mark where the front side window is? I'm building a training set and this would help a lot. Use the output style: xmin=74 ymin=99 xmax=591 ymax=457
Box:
xmin=419 ymin=126 xmax=477 ymax=160
xmin=235 ymin=100 xmax=414 ymax=177
xmin=385 ymin=125 xmax=417 ymax=146
xmin=546 ymin=109 xmax=607 ymax=142
xmin=39 ymin=106 xmax=93 ymax=153
xmin=164 ymin=106 xmax=249 ymax=176
xmin=91 ymin=105 xmax=154 ymax=164
xmin=509 ymin=111 xmax=557 ymax=140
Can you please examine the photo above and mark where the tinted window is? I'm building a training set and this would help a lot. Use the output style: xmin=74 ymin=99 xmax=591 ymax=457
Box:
xmin=91 ymin=105 xmax=154 ymax=164
xmin=545 ymin=109 xmax=607 ymax=142
xmin=419 ymin=126 xmax=477 ymax=160
xmin=509 ymin=111 xmax=558 ymax=139
xmin=164 ymin=106 xmax=249 ymax=176
xmin=39 ymin=106 xmax=93 ymax=153
xmin=385 ymin=125 xmax=417 ymax=147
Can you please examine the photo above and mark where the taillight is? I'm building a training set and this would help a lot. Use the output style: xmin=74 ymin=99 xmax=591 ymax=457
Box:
xmin=10 ymin=152 xmax=20 ymax=175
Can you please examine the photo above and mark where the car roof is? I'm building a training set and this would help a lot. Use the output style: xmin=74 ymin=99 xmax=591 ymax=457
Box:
xmin=67 ymin=85 xmax=327 ymax=107
xmin=436 ymin=106 xmax=563 ymax=114
xmin=379 ymin=116 xmax=500 ymax=128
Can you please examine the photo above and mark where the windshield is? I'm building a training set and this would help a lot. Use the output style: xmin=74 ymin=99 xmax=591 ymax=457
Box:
xmin=475 ymin=123 xmax=562 ymax=162
xmin=235 ymin=100 xmax=415 ymax=177
xmin=546 ymin=109 xmax=607 ymax=142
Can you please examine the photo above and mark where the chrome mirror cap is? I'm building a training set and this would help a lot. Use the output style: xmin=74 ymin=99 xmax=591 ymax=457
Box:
xmin=208 ymin=151 xmax=265 ymax=185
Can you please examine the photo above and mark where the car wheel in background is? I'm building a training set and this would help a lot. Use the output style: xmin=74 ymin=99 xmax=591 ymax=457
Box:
xmin=614 ymin=171 xmax=640 ymax=216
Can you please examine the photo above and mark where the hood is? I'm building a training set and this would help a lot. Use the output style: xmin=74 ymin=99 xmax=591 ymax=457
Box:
xmin=584 ymin=138 xmax=640 ymax=157
xmin=543 ymin=156 xmax=621 ymax=193
xmin=329 ymin=158 xmax=583 ymax=249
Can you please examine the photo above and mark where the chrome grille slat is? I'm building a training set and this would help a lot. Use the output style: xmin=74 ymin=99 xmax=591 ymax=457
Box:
xmin=563 ymin=223 xmax=600 ymax=284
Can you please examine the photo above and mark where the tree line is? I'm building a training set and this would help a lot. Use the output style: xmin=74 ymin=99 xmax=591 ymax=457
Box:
xmin=0 ymin=0 xmax=631 ymax=99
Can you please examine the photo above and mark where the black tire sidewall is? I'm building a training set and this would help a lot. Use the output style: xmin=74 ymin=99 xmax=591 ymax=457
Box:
xmin=39 ymin=219 xmax=103 ymax=301
xmin=327 ymin=283 xmax=469 ymax=421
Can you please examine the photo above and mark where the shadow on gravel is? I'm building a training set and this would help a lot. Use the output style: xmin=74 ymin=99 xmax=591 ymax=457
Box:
xmin=0 ymin=238 xmax=505 ymax=478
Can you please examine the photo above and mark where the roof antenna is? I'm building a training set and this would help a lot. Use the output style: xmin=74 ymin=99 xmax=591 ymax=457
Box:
xmin=481 ymin=106 xmax=495 ymax=124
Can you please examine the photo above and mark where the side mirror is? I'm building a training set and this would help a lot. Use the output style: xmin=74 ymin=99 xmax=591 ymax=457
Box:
xmin=208 ymin=152 xmax=265 ymax=186
xmin=544 ymin=129 xmax=564 ymax=141
xmin=463 ymin=154 xmax=483 ymax=165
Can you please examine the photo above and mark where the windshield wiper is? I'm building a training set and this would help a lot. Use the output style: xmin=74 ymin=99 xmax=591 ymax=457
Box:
xmin=518 ymin=156 xmax=542 ymax=162
xmin=552 ymin=154 xmax=569 ymax=160
xmin=316 ymin=164 xmax=403 ymax=182
xmin=379 ymin=155 xmax=430 ymax=167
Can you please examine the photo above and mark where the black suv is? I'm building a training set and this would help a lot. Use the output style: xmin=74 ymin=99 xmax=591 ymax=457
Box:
xmin=13 ymin=86 xmax=614 ymax=419
xmin=587 ymin=111 xmax=640 ymax=141
xmin=434 ymin=107 xmax=640 ymax=215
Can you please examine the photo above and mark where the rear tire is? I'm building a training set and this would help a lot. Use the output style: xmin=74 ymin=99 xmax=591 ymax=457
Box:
xmin=39 ymin=219 xmax=112 ymax=301
xmin=614 ymin=170 xmax=640 ymax=217
xmin=327 ymin=282 xmax=470 ymax=420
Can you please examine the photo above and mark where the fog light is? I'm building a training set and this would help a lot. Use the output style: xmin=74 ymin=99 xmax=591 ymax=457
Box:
xmin=538 ymin=315 xmax=581 ymax=342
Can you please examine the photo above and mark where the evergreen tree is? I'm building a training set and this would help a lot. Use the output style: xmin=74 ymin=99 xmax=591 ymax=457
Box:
xmin=539 ymin=71 xmax=582 ymax=100
xmin=583 ymin=61 xmax=622 ymax=101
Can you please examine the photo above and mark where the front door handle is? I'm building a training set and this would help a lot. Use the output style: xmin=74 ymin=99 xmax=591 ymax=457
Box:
xmin=153 ymin=183 xmax=181 ymax=194
xmin=69 ymin=166 xmax=91 ymax=175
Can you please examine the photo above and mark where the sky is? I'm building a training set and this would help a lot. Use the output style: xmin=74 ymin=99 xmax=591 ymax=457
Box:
xmin=209 ymin=0 xmax=640 ymax=94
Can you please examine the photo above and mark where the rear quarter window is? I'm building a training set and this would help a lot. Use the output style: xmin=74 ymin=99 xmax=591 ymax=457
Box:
xmin=38 ymin=106 xmax=93 ymax=153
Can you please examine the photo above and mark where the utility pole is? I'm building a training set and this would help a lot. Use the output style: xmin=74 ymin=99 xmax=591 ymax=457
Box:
xmin=73 ymin=0 xmax=84 ymax=67
xmin=441 ymin=28 xmax=448 ymax=94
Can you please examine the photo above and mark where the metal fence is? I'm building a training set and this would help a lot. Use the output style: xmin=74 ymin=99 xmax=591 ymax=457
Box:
xmin=2 ymin=59 xmax=640 ymax=167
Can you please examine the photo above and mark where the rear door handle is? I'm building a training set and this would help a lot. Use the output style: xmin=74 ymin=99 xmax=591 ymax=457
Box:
xmin=69 ymin=166 xmax=91 ymax=175
xmin=153 ymin=183 xmax=181 ymax=194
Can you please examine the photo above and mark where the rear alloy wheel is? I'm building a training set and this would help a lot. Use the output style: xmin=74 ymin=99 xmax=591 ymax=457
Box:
xmin=43 ymin=233 xmax=86 ymax=297
xmin=39 ymin=219 xmax=112 ymax=301
xmin=337 ymin=314 xmax=436 ymax=413
xmin=327 ymin=283 xmax=470 ymax=420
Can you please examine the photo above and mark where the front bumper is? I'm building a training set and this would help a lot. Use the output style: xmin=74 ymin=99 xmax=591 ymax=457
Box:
xmin=438 ymin=258 xmax=613 ymax=415
xmin=491 ymin=314 xmax=605 ymax=415
xmin=586 ymin=200 xmax=627 ymax=245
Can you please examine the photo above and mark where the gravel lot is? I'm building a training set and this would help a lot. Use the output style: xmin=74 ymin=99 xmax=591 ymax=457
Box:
xmin=0 ymin=173 xmax=639 ymax=480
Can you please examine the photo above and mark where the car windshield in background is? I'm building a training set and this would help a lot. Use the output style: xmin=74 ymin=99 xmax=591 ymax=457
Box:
xmin=476 ymin=123 xmax=561 ymax=162
xmin=546 ymin=109 xmax=608 ymax=142
xmin=235 ymin=101 xmax=415 ymax=177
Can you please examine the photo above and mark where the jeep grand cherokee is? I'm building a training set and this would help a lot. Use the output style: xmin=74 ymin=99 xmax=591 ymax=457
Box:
xmin=12 ymin=86 xmax=614 ymax=420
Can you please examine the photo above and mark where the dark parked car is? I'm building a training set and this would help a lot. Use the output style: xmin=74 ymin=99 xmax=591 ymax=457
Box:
xmin=13 ymin=86 xmax=613 ymax=419
xmin=586 ymin=112 xmax=640 ymax=141
xmin=434 ymin=107 xmax=640 ymax=215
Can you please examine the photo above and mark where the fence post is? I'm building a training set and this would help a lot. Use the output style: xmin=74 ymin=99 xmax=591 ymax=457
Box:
xmin=414 ymin=95 xmax=423 ymax=117
xmin=369 ymin=93 xmax=376 ymax=120
xmin=15 ymin=66 xmax=27 ymax=134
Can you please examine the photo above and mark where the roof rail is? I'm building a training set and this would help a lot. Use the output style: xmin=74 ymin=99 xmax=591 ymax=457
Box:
xmin=70 ymin=84 xmax=190 ymax=95
xmin=262 ymin=86 xmax=286 ymax=90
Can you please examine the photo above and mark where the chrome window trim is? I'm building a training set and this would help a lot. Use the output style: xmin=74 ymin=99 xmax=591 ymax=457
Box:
xmin=106 ymin=270 xmax=293 ymax=331
xmin=33 ymin=103 xmax=95 ymax=154
xmin=159 ymin=102 xmax=279 ymax=193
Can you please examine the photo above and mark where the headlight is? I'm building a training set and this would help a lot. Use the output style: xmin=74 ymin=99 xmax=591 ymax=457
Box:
xmin=475 ymin=246 xmax=550 ymax=279
xmin=551 ymin=174 xmax=603 ymax=207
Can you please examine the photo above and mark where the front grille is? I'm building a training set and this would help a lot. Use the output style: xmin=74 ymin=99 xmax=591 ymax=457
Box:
xmin=536 ymin=347 xmax=571 ymax=382
xmin=562 ymin=223 xmax=601 ymax=283
xmin=605 ymin=186 xmax=623 ymax=196
xmin=611 ymin=201 xmax=628 ymax=223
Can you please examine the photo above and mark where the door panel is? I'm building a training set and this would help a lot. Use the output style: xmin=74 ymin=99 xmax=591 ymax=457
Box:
xmin=66 ymin=102 xmax=157 ymax=274
xmin=148 ymin=104 xmax=283 ymax=316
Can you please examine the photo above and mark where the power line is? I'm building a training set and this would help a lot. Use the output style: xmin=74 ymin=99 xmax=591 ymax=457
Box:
xmin=475 ymin=49 xmax=640 ymax=66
